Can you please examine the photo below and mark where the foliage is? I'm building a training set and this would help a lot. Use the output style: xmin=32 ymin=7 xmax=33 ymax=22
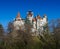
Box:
xmin=0 ymin=19 xmax=60 ymax=49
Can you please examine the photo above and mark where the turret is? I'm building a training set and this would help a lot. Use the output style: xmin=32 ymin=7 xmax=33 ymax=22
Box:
xmin=43 ymin=14 xmax=47 ymax=25
xmin=36 ymin=15 xmax=42 ymax=29
xmin=27 ymin=11 xmax=33 ymax=24
xmin=13 ymin=12 xmax=24 ymax=30
xmin=36 ymin=14 xmax=41 ymax=19
xmin=15 ymin=12 xmax=21 ymax=21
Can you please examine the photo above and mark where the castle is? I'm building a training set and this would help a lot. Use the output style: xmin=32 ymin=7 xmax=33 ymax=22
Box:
xmin=13 ymin=11 xmax=48 ymax=36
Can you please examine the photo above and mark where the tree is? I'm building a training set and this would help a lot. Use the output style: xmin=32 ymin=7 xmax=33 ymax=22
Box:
xmin=52 ymin=19 xmax=60 ymax=49
xmin=0 ymin=24 xmax=5 ymax=49
xmin=0 ymin=24 xmax=4 ymax=37
xmin=7 ymin=22 xmax=14 ymax=33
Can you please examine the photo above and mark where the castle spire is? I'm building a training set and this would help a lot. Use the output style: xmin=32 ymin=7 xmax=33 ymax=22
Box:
xmin=37 ymin=14 xmax=41 ymax=19
xmin=15 ymin=12 xmax=21 ymax=21
xmin=16 ymin=12 xmax=20 ymax=18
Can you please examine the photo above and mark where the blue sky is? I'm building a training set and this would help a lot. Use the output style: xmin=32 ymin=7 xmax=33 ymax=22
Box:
xmin=0 ymin=0 xmax=60 ymax=28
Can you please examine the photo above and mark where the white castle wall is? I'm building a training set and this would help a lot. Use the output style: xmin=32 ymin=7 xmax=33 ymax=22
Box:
xmin=13 ymin=20 xmax=24 ymax=30
xmin=13 ymin=11 xmax=47 ymax=34
xmin=13 ymin=12 xmax=25 ymax=30
xmin=27 ymin=15 xmax=33 ymax=24
xmin=32 ymin=16 xmax=47 ymax=32
xmin=43 ymin=16 xmax=47 ymax=25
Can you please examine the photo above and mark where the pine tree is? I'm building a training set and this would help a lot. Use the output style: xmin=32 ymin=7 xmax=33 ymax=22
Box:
xmin=0 ymin=24 xmax=4 ymax=37
xmin=7 ymin=22 xmax=14 ymax=33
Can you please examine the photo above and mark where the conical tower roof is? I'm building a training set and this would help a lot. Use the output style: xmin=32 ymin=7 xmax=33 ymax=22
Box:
xmin=16 ymin=12 xmax=20 ymax=18
xmin=15 ymin=12 xmax=21 ymax=21
xmin=37 ymin=14 xmax=41 ymax=19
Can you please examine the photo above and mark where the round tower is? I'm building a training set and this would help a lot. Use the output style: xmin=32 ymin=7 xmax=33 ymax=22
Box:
xmin=43 ymin=14 xmax=48 ymax=25
xmin=27 ymin=11 xmax=33 ymax=24
xmin=13 ymin=12 xmax=24 ymax=30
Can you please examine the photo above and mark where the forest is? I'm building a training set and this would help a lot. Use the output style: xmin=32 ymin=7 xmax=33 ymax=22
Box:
xmin=0 ymin=19 xmax=60 ymax=49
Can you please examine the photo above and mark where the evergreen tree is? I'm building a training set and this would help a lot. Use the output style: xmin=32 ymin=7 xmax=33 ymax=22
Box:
xmin=0 ymin=24 xmax=4 ymax=37
xmin=7 ymin=22 xmax=14 ymax=33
